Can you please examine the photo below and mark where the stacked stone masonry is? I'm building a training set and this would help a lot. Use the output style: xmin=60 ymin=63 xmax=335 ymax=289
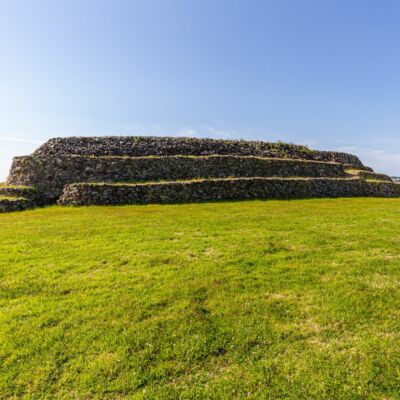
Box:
xmin=8 ymin=155 xmax=354 ymax=200
xmin=0 ymin=197 xmax=37 ymax=213
xmin=2 ymin=136 xmax=399 ymax=211
xmin=34 ymin=136 xmax=364 ymax=166
xmin=0 ymin=184 xmax=45 ymax=212
xmin=58 ymin=178 xmax=400 ymax=206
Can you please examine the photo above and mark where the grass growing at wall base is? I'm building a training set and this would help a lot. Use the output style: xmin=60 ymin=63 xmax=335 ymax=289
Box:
xmin=1 ymin=199 xmax=400 ymax=399
xmin=0 ymin=195 xmax=26 ymax=201
xmin=0 ymin=183 xmax=32 ymax=189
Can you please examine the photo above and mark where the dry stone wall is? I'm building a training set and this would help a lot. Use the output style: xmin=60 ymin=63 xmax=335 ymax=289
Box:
xmin=0 ymin=185 xmax=38 ymax=199
xmin=5 ymin=135 xmax=399 ymax=208
xmin=33 ymin=136 xmax=364 ymax=166
xmin=58 ymin=178 xmax=400 ymax=206
xmin=0 ymin=198 xmax=37 ymax=213
xmin=8 ymin=154 xmax=349 ymax=200
xmin=357 ymin=171 xmax=393 ymax=182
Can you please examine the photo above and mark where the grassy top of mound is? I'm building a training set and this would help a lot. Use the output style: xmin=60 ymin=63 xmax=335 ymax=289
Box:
xmin=1 ymin=199 xmax=400 ymax=398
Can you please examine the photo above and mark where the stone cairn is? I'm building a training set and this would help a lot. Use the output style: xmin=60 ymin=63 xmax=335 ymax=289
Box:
xmin=1 ymin=136 xmax=399 ymax=212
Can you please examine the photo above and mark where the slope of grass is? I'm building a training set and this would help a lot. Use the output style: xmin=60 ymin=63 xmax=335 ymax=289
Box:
xmin=1 ymin=199 xmax=400 ymax=399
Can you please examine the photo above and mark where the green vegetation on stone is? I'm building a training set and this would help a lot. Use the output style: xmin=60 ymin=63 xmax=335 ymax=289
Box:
xmin=1 ymin=199 xmax=400 ymax=399
xmin=0 ymin=183 xmax=32 ymax=189
xmin=0 ymin=195 xmax=25 ymax=201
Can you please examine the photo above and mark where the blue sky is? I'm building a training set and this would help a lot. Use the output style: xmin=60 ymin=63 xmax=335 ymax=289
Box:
xmin=1 ymin=0 xmax=400 ymax=180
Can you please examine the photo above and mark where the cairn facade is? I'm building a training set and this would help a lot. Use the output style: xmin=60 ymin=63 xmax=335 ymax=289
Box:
xmin=2 ymin=136 xmax=400 ymax=211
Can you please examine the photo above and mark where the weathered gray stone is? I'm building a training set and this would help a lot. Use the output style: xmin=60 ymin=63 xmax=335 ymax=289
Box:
xmin=33 ymin=136 xmax=364 ymax=166
xmin=0 ymin=197 xmax=37 ymax=213
xmin=2 ymin=135 xmax=399 ymax=209
xmin=8 ymin=155 xmax=353 ymax=200
xmin=58 ymin=178 xmax=400 ymax=206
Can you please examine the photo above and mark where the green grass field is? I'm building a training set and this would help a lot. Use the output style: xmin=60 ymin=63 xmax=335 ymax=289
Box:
xmin=1 ymin=199 xmax=400 ymax=399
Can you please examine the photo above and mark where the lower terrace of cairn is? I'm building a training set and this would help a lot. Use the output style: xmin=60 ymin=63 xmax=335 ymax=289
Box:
xmin=2 ymin=136 xmax=399 ymax=211
xmin=0 ymin=184 xmax=43 ymax=212
xmin=57 ymin=177 xmax=400 ymax=206
xmin=0 ymin=195 xmax=35 ymax=213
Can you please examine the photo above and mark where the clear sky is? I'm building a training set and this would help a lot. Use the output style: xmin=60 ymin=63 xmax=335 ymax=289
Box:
xmin=1 ymin=0 xmax=400 ymax=180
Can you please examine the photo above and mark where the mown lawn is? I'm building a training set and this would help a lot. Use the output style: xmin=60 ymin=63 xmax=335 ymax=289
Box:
xmin=1 ymin=199 xmax=400 ymax=399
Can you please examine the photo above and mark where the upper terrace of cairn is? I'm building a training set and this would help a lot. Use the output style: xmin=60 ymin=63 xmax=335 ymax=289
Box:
xmin=2 ymin=136 xmax=399 ymax=211
xmin=32 ymin=136 xmax=364 ymax=166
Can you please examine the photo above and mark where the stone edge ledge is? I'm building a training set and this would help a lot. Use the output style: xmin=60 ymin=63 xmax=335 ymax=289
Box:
xmin=58 ymin=178 xmax=400 ymax=206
